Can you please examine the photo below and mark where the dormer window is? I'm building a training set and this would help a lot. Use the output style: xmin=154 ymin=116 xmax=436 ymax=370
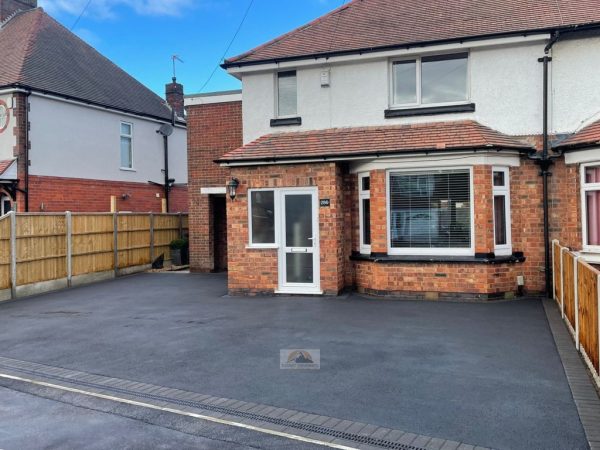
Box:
xmin=391 ymin=53 xmax=469 ymax=108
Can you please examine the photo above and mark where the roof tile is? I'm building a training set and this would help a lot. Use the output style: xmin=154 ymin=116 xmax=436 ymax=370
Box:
xmin=0 ymin=8 xmax=175 ymax=121
xmin=218 ymin=120 xmax=532 ymax=163
xmin=225 ymin=0 xmax=600 ymax=66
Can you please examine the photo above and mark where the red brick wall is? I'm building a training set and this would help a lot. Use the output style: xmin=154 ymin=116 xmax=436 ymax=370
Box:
xmin=187 ymin=100 xmax=242 ymax=272
xmin=27 ymin=175 xmax=188 ymax=213
xmin=227 ymin=162 xmax=347 ymax=295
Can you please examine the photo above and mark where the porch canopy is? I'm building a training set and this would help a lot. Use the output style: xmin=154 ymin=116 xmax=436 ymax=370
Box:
xmin=217 ymin=120 xmax=533 ymax=165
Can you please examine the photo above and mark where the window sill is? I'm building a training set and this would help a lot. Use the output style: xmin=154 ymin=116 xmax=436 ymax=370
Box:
xmin=350 ymin=251 xmax=525 ymax=264
xmin=270 ymin=117 xmax=302 ymax=127
xmin=246 ymin=244 xmax=278 ymax=250
xmin=384 ymin=103 xmax=476 ymax=118
xmin=120 ymin=167 xmax=136 ymax=172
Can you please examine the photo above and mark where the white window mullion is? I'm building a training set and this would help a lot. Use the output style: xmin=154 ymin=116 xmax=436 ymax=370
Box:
xmin=358 ymin=173 xmax=371 ymax=255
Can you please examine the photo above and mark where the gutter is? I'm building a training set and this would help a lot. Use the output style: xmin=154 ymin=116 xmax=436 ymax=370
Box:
xmin=222 ymin=22 xmax=600 ymax=69
xmin=0 ymin=83 xmax=186 ymax=127
xmin=216 ymin=146 xmax=532 ymax=166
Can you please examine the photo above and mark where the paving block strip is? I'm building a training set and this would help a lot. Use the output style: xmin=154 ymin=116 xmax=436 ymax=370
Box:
xmin=0 ymin=355 xmax=490 ymax=450
xmin=543 ymin=300 xmax=600 ymax=450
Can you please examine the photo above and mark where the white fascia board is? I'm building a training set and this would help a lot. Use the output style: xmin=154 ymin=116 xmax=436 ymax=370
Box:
xmin=565 ymin=146 xmax=600 ymax=165
xmin=226 ymin=34 xmax=550 ymax=75
xmin=219 ymin=150 xmax=523 ymax=169
xmin=185 ymin=92 xmax=242 ymax=106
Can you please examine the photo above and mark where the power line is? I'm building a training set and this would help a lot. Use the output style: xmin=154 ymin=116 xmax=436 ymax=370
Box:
xmin=327 ymin=0 xmax=348 ymax=52
xmin=70 ymin=0 xmax=93 ymax=31
xmin=199 ymin=0 xmax=255 ymax=93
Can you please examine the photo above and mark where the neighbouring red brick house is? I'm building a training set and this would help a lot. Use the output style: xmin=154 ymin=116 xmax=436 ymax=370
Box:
xmin=188 ymin=0 xmax=600 ymax=299
xmin=0 ymin=1 xmax=188 ymax=215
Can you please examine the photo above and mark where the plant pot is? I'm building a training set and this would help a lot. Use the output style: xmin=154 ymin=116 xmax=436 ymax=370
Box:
xmin=171 ymin=248 xmax=182 ymax=266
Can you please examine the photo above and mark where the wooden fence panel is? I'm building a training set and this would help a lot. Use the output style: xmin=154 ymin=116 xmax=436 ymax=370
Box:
xmin=563 ymin=252 xmax=576 ymax=329
xmin=553 ymin=241 xmax=561 ymax=304
xmin=117 ymin=214 xmax=151 ymax=269
xmin=72 ymin=214 xmax=114 ymax=276
xmin=0 ymin=215 xmax=10 ymax=290
xmin=16 ymin=214 xmax=67 ymax=285
xmin=153 ymin=215 xmax=181 ymax=262
xmin=577 ymin=261 xmax=599 ymax=373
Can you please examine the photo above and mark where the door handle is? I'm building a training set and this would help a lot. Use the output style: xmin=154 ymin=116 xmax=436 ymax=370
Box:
xmin=307 ymin=237 xmax=315 ymax=241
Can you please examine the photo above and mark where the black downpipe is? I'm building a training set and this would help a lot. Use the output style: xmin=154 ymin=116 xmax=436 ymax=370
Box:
xmin=536 ymin=33 xmax=559 ymax=298
xmin=163 ymin=133 xmax=170 ymax=213
xmin=24 ymin=91 xmax=30 ymax=212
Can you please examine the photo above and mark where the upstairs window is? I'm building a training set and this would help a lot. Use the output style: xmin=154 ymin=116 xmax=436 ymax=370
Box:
xmin=392 ymin=53 xmax=468 ymax=107
xmin=388 ymin=169 xmax=473 ymax=255
xmin=277 ymin=71 xmax=297 ymax=117
xmin=120 ymin=122 xmax=133 ymax=169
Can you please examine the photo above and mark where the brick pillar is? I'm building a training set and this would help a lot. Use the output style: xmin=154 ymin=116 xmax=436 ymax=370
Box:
xmin=370 ymin=169 xmax=387 ymax=254
xmin=473 ymin=165 xmax=494 ymax=254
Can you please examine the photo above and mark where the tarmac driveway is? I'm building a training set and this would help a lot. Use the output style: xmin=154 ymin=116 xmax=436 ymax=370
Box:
xmin=0 ymin=273 xmax=588 ymax=450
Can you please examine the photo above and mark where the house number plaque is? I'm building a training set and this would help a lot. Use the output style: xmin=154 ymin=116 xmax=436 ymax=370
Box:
xmin=320 ymin=199 xmax=330 ymax=207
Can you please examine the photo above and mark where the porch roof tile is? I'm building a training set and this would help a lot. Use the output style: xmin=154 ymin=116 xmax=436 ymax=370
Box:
xmin=218 ymin=120 xmax=533 ymax=164
xmin=555 ymin=120 xmax=600 ymax=150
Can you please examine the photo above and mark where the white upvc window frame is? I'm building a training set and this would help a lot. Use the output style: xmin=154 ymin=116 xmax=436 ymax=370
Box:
xmin=389 ymin=52 xmax=471 ymax=109
xmin=247 ymin=188 xmax=279 ymax=249
xmin=1 ymin=195 xmax=11 ymax=216
xmin=492 ymin=166 xmax=512 ymax=256
xmin=119 ymin=121 xmax=134 ymax=171
xmin=581 ymin=162 xmax=600 ymax=253
xmin=386 ymin=166 xmax=475 ymax=256
xmin=275 ymin=70 xmax=298 ymax=118
xmin=358 ymin=172 xmax=371 ymax=255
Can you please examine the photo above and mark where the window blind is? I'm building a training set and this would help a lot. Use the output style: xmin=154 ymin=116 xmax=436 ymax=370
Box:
xmin=389 ymin=170 xmax=471 ymax=250
xmin=277 ymin=71 xmax=297 ymax=117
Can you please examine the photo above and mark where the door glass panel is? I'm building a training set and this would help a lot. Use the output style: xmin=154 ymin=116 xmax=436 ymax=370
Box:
xmin=286 ymin=253 xmax=314 ymax=283
xmin=285 ymin=194 xmax=313 ymax=247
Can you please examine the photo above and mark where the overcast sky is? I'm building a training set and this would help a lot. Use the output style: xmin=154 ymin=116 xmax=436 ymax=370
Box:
xmin=39 ymin=0 xmax=340 ymax=97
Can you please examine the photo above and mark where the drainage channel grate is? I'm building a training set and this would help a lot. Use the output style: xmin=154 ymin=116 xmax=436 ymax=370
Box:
xmin=0 ymin=363 xmax=424 ymax=450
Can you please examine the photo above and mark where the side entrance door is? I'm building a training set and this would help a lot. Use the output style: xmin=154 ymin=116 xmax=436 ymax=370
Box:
xmin=277 ymin=189 xmax=320 ymax=294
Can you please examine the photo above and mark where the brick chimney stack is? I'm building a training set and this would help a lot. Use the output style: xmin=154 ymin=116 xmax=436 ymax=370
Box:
xmin=0 ymin=0 xmax=36 ymax=21
xmin=166 ymin=77 xmax=185 ymax=119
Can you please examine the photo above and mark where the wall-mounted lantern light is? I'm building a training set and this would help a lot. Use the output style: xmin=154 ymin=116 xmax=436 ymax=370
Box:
xmin=227 ymin=178 xmax=240 ymax=201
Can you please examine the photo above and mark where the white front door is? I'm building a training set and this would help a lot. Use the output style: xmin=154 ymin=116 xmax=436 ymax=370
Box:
xmin=278 ymin=189 xmax=320 ymax=294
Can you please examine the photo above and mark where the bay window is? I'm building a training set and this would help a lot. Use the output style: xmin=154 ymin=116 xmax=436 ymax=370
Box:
xmin=582 ymin=165 xmax=600 ymax=249
xmin=358 ymin=173 xmax=371 ymax=254
xmin=391 ymin=53 xmax=468 ymax=107
xmin=388 ymin=169 xmax=473 ymax=255
xmin=492 ymin=167 xmax=512 ymax=255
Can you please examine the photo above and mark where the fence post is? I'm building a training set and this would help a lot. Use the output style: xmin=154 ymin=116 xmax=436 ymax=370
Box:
xmin=113 ymin=212 xmax=118 ymax=278
xmin=574 ymin=256 xmax=580 ymax=351
xmin=149 ymin=213 xmax=155 ymax=263
xmin=597 ymin=273 xmax=600 ymax=376
xmin=552 ymin=240 xmax=558 ymax=301
xmin=9 ymin=211 xmax=16 ymax=300
xmin=559 ymin=247 xmax=565 ymax=318
xmin=178 ymin=212 xmax=183 ymax=238
xmin=66 ymin=211 xmax=72 ymax=288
